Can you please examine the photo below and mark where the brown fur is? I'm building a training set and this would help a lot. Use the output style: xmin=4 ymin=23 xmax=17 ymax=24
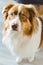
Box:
xmin=38 ymin=5 xmax=43 ymax=15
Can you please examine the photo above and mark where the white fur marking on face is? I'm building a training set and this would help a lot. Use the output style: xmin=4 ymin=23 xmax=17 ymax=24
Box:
xmin=18 ymin=5 xmax=22 ymax=13
xmin=10 ymin=16 xmax=19 ymax=28
xmin=11 ymin=16 xmax=19 ymax=24
xmin=9 ymin=15 xmax=21 ymax=31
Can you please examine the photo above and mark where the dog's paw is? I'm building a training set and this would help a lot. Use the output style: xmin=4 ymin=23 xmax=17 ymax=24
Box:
xmin=28 ymin=56 xmax=34 ymax=62
xmin=16 ymin=57 xmax=22 ymax=64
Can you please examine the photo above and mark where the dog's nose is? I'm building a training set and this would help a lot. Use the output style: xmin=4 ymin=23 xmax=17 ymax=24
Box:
xmin=12 ymin=24 xmax=18 ymax=31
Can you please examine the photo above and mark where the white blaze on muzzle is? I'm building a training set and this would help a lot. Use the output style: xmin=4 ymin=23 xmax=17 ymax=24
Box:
xmin=10 ymin=15 xmax=21 ymax=31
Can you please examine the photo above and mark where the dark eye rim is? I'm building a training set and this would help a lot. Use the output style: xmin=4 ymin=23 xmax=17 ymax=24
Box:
xmin=10 ymin=11 xmax=18 ymax=16
xmin=21 ymin=14 xmax=29 ymax=19
xmin=21 ymin=14 xmax=26 ymax=18
xmin=10 ymin=13 xmax=13 ymax=16
xmin=14 ymin=11 xmax=18 ymax=15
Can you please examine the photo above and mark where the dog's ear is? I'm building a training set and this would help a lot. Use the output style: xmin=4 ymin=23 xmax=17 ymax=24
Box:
xmin=2 ymin=2 xmax=14 ymax=14
xmin=2 ymin=2 xmax=14 ymax=20
xmin=25 ymin=5 xmax=39 ymax=22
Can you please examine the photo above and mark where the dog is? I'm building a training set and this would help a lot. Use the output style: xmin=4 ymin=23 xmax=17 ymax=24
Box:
xmin=2 ymin=3 xmax=43 ymax=63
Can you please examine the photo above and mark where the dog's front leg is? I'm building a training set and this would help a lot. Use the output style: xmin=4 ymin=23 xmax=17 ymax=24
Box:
xmin=16 ymin=57 xmax=23 ymax=64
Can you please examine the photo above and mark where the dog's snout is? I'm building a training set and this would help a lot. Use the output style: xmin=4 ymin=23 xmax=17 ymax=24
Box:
xmin=12 ymin=24 xmax=18 ymax=31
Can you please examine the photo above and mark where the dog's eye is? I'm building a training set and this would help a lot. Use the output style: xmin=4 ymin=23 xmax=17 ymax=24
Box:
xmin=14 ymin=11 xmax=18 ymax=15
xmin=10 ymin=11 xmax=18 ymax=16
xmin=22 ymin=14 xmax=26 ymax=19
xmin=11 ymin=13 xmax=13 ymax=16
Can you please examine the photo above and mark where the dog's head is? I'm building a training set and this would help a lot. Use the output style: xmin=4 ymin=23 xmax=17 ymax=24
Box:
xmin=2 ymin=3 xmax=38 ymax=37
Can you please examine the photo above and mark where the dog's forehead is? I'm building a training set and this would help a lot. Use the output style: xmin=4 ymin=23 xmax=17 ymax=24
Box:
xmin=8 ymin=5 xmax=27 ymax=14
